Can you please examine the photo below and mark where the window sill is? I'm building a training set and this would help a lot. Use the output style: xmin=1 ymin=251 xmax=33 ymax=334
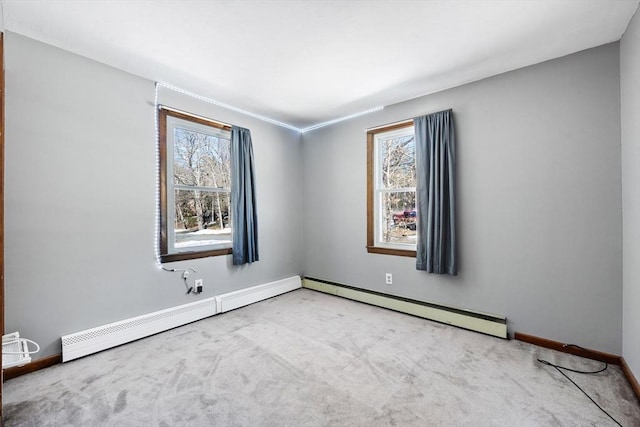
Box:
xmin=160 ymin=247 xmax=232 ymax=263
xmin=366 ymin=246 xmax=416 ymax=258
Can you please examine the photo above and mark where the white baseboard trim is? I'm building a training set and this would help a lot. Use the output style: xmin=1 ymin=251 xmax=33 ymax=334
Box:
xmin=62 ymin=275 xmax=301 ymax=362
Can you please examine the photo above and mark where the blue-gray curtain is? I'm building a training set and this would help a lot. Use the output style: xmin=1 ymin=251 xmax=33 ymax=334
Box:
xmin=231 ymin=126 xmax=259 ymax=265
xmin=414 ymin=110 xmax=456 ymax=275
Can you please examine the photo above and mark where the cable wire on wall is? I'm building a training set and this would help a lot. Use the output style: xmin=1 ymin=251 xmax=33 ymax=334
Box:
xmin=154 ymin=82 xmax=162 ymax=266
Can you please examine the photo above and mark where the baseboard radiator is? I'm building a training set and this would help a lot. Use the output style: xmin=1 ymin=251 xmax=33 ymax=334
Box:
xmin=61 ymin=275 xmax=301 ymax=362
xmin=303 ymin=277 xmax=507 ymax=339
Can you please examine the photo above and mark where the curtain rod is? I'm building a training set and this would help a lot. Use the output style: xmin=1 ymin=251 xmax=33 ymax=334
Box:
xmin=365 ymin=109 xmax=452 ymax=132
xmin=158 ymin=105 xmax=233 ymax=130
xmin=366 ymin=119 xmax=413 ymax=132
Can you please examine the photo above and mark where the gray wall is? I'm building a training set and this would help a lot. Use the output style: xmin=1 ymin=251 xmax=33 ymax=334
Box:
xmin=3 ymin=30 xmax=629 ymax=361
xmin=621 ymin=7 xmax=640 ymax=379
xmin=302 ymin=43 xmax=623 ymax=354
xmin=4 ymin=32 xmax=303 ymax=358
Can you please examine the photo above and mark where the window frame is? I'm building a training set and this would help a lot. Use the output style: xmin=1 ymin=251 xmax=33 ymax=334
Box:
xmin=159 ymin=108 xmax=233 ymax=263
xmin=366 ymin=120 xmax=417 ymax=258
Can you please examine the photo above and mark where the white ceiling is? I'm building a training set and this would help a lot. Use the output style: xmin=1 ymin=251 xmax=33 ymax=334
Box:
xmin=2 ymin=0 xmax=638 ymax=129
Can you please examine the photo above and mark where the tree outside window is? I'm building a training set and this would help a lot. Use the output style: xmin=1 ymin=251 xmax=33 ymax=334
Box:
xmin=367 ymin=122 xmax=417 ymax=257
xmin=159 ymin=108 xmax=233 ymax=262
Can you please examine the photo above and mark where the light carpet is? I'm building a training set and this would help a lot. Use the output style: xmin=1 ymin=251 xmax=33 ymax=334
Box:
xmin=3 ymin=288 xmax=640 ymax=426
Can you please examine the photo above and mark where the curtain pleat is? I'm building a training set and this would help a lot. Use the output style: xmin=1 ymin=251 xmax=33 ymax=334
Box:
xmin=231 ymin=126 xmax=259 ymax=265
xmin=414 ymin=110 xmax=456 ymax=275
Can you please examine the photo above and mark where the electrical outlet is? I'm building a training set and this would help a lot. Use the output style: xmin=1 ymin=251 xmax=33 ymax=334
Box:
xmin=385 ymin=273 xmax=393 ymax=285
xmin=182 ymin=270 xmax=190 ymax=280
xmin=194 ymin=279 xmax=203 ymax=293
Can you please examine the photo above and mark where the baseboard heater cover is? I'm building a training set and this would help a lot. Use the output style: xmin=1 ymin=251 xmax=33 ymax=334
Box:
xmin=303 ymin=277 xmax=507 ymax=339
xmin=215 ymin=276 xmax=302 ymax=313
xmin=62 ymin=275 xmax=301 ymax=362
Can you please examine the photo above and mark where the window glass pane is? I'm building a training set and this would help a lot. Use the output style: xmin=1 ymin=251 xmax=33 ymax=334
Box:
xmin=173 ymin=127 xmax=231 ymax=189
xmin=174 ymin=189 xmax=232 ymax=249
xmin=380 ymin=191 xmax=416 ymax=245
xmin=380 ymin=134 xmax=415 ymax=189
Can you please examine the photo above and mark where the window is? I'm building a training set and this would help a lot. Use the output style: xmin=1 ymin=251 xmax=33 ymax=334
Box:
xmin=159 ymin=108 xmax=233 ymax=262
xmin=367 ymin=121 xmax=417 ymax=257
